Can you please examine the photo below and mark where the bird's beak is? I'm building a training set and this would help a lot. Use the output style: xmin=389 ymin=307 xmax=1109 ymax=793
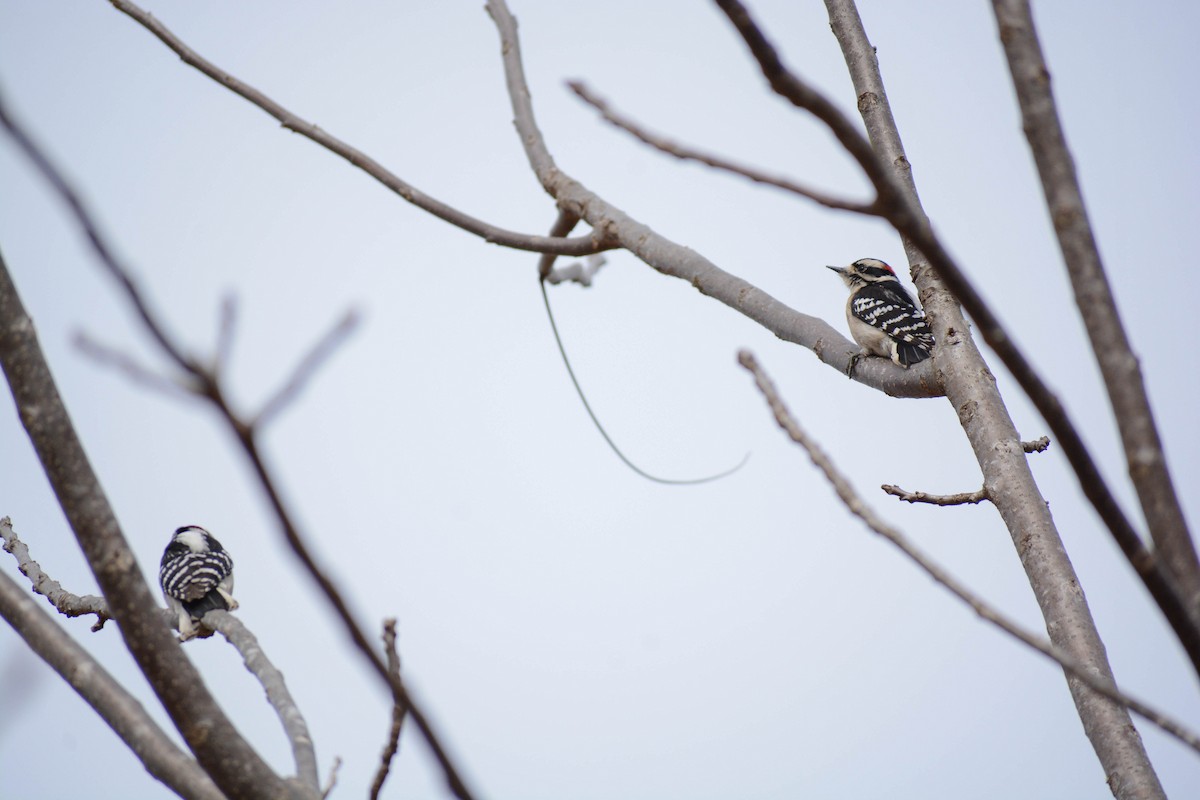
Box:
xmin=826 ymin=265 xmax=846 ymax=275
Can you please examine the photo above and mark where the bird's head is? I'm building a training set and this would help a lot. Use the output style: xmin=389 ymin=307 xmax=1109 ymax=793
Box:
xmin=826 ymin=258 xmax=898 ymax=289
xmin=169 ymin=525 xmax=221 ymax=554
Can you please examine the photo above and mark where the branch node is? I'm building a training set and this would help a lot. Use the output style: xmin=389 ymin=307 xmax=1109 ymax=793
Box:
xmin=1022 ymin=436 xmax=1051 ymax=453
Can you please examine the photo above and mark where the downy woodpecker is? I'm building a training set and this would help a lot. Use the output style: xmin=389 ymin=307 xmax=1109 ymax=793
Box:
xmin=827 ymin=258 xmax=934 ymax=373
xmin=159 ymin=525 xmax=237 ymax=641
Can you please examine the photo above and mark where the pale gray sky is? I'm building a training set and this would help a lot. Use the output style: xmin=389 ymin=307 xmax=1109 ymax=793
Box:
xmin=1 ymin=1 xmax=1197 ymax=798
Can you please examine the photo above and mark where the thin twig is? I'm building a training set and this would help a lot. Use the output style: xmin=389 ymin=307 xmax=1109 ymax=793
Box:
xmin=320 ymin=757 xmax=341 ymax=800
xmin=253 ymin=309 xmax=360 ymax=429
xmin=1 ymin=517 xmax=110 ymax=630
xmin=213 ymin=293 xmax=239 ymax=378
xmin=74 ymin=331 xmax=199 ymax=401
xmin=1022 ymin=436 xmax=1050 ymax=453
xmin=107 ymin=0 xmax=607 ymax=258
xmin=369 ymin=619 xmax=408 ymax=800
xmin=736 ymin=350 xmax=1200 ymax=756
xmin=569 ymin=81 xmax=875 ymax=213
xmin=881 ymin=485 xmax=988 ymax=506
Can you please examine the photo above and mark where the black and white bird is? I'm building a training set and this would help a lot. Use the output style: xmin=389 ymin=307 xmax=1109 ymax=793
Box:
xmin=159 ymin=525 xmax=237 ymax=641
xmin=827 ymin=258 xmax=934 ymax=373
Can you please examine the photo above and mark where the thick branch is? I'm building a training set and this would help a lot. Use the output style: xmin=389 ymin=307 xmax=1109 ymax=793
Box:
xmin=0 ymin=568 xmax=225 ymax=800
xmin=106 ymin=0 xmax=606 ymax=257
xmin=991 ymin=0 xmax=1200 ymax=613
xmin=738 ymin=351 xmax=1200 ymax=758
xmin=483 ymin=0 xmax=939 ymax=399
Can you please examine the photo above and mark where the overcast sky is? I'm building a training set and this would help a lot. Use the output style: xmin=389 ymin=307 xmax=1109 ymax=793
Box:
xmin=1 ymin=1 xmax=1198 ymax=798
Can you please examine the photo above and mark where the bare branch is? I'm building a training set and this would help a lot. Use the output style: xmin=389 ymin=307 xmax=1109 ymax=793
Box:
xmin=321 ymin=757 xmax=342 ymax=800
xmin=74 ymin=331 xmax=198 ymax=401
xmin=2 ymin=517 xmax=110 ymax=629
xmin=213 ymin=292 xmax=239 ymax=378
xmin=369 ymin=618 xmax=408 ymax=800
xmin=253 ymin=309 xmax=360 ymax=429
xmin=737 ymin=350 xmax=1200 ymax=757
xmin=2 ymin=518 xmax=320 ymax=792
xmin=484 ymin=0 xmax=940 ymax=399
xmin=881 ymin=485 xmax=987 ymax=506
xmin=991 ymin=0 xmax=1200 ymax=612
xmin=208 ymin=610 xmax=321 ymax=792
xmin=568 ymin=81 xmax=876 ymax=213
xmin=1022 ymin=436 xmax=1050 ymax=453
xmin=536 ymin=208 xmax=583 ymax=281
xmin=0 ymin=568 xmax=225 ymax=800
xmin=107 ymin=0 xmax=608 ymax=257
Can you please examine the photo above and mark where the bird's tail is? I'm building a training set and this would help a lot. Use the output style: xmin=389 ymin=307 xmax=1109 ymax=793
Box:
xmin=896 ymin=341 xmax=933 ymax=367
xmin=183 ymin=591 xmax=231 ymax=618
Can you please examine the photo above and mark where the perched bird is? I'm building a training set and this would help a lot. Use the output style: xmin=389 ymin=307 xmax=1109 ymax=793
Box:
xmin=827 ymin=258 xmax=934 ymax=373
xmin=159 ymin=525 xmax=238 ymax=641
